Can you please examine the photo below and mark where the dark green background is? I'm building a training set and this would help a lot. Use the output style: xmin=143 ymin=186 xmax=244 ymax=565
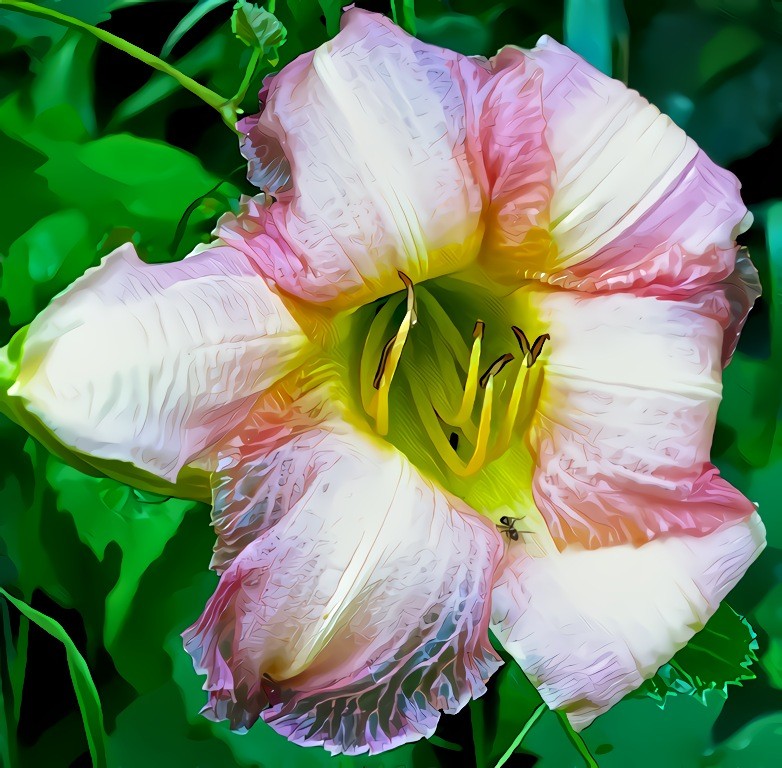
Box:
xmin=1 ymin=1 xmax=781 ymax=766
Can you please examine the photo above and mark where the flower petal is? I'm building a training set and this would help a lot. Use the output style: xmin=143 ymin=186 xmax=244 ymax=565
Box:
xmin=8 ymin=243 xmax=310 ymax=482
xmin=226 ymin=8 xmax=488 ymax=307
xmin=183 ymin=419 xmax=503 ymax=755
xmin=491 ymin=513 xmax=765 ymax=730
xmin=476 ymin=48 xmax=554 ymax=277
xmin=514 ymin=287 xmax=756 ymax=548
xmin=526 ymin=36 xmax=749 ymax=294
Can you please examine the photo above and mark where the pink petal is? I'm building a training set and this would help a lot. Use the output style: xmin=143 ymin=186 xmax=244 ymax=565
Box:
xmin=525 ymin=36 xmax=750 ymax=295
xmin=491 ymin=514 xmax=765 ymax=729
xmin=183 ymin=421 xmax=503 ymax=755
xmin=477 ymin=48 xmax=554 ymax=278
xmin=227 ymin=8 xmax=487 ymax=307
xmin=514 ymin=287 xmax=756 ymax=549
xmin=9 ymin=243 xmax=309 ymax=482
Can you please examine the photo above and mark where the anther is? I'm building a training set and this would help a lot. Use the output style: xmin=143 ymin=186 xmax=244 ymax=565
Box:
xmin=528 ymin=334 xmax=550 ymax=367
xmin=371 ymin=272 xmax=417 ymax=435
xmin=511 ymin=326 xmax=530 ymax=357
xmin=373 ymin=335 xmax=397 ymax=389
xmin=512 ymin=326 xmax=550 ymax=367
xmin=479 ymin=353 xmax=515 ymax=389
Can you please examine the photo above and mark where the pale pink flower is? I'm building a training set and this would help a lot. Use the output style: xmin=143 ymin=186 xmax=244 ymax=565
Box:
xmin=1 ymin=9 xmax=764 ymax=756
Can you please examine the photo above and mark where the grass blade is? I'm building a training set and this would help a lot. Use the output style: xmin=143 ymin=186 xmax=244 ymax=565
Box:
xmin=0 ymin=588 xmax=107 ymax=768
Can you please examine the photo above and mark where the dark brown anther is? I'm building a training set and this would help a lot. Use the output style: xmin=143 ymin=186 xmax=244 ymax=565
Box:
xmin=373 ymin=334 xmax=397 ymax=389
xmin=479 ymin=352 xmax=515 ymax=389
xmin=473 ymin=320 xmax=485 ymax=340
xmin=527 ymin=334 xmax=551 ymax=367
xmin=449 ymin=432 xmax=459 ymax=450
xmin=511 ymin=326 xmax=530 ymax=357
xmin=397 ymin=270 xmax=418 ymax=325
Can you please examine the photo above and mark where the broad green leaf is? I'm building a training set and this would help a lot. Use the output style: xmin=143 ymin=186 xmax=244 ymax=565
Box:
xmin=699 ymin=24 xmax=762 ymax=86
xmin=318 ymin=0 xmax=342 ymax=37
xmin=391 ymin=0 xmax=417 ymax=34
xmin=46 ymin=456 xmax=199 ymax=647
xmin=703 ymin=713 xmax=782 ymax=767
xmin=0 ymin=209 xmax=95 ymax=325
xmin=635 ymin=604 xmax=758 ymax=707
xmin=39 ymin=133 xmax=220 ymax=252
xmin=30 ymin=29 xmax=97 ymax=139
xmin=0 ymin=587 xmax=107 ymax=768
xmin=564 ymin=0 xmax=629 ymax=80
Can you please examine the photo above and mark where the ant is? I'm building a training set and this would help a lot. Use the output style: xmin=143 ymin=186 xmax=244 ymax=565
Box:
xmin=497 ymin=515 xmax=522 ymax=541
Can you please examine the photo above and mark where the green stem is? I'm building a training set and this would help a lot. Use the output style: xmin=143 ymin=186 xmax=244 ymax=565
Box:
xmin=494 ymin=703 xmax=547 ymax=768
xmin=556 ymin=711 xmax=599 ymax=768
xmin=231 ymin=47 xmax=261 ymax=107
xmin=429 ymin=735 xmax=462 ymax=752
xmin=0 ymin=0 xmax=238 ymax=133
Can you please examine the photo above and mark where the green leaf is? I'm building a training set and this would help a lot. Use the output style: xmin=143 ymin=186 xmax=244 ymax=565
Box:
xmin=391 ymin=0 xmax=417 ymax=35
xmin=0 ymin=209 xmax=96 ymax=326
xmin=231 ymin=0 xmax=287 ymax=55
xmin=39 ymin=133 xmax=220 ymax=253
xmin=161 ymin=0 xmax=232 ymax=58
xmin=465 ymin=635 xmax=546 ymax=766
xmin=703 ymin=713 xmax=782 ymax=766
xmin=46 ymin=456 xmax=199 ymax=647
xmin=635 ymin=604 xmax=758 ymax=707
xmin=0 ymin=587 xmax=107 ymax=768
xmin=564 ymin=0 xmax=629 ymax=80
xmin=317 ymin=0 xmax=342 ymax=38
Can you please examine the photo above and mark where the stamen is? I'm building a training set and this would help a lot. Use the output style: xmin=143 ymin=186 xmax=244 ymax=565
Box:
xmin=493 ymin=329 xmax=549 ymax=457
xmin=479 ymin=352 xmax=515 ymax=389
xmin=493 ymin=362 xmax=535 ymax=458
xmin=372 ymin=335 xmax=397 ymax=389
xmin=371 ymin=272 xmax=417 ymax=435
xmin=360 ymin=293 xmax=404 ymax=414
xmin=408 ymin=373 xmax=495 ymax=477
xmin=461 ymin=375 xmax=495 ymax=475
xmin=528 ymin=333 xmax=550 ymax=367
xmin=511 ymin=326 xmax=530 ymax=357
xmin=449 ymin=320 xmax=484 ymax=425
xmin=512 ymin=326 xmax=550 ymax=367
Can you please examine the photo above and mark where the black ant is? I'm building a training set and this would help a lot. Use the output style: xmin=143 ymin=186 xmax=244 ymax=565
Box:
xmin=497 ymin=515 xmax=521 ymax=541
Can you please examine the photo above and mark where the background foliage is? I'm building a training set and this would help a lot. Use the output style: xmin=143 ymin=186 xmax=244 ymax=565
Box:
xmin=0 ymin=1 xmax=781 ymax=766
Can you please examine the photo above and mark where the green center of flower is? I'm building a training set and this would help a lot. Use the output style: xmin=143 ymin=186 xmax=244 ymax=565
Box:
xmin=339 ymin=273 xmax=550 ymax=515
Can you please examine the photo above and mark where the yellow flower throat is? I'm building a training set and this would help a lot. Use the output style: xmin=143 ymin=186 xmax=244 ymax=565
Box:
xmin=358 ymin=273 xmax=549 ymax=483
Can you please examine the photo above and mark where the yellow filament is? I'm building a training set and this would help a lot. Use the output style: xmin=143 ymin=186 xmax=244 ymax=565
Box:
xmin=493 ymin=361 xmax=531 ymax=459
xmin=409 ymin=378 xmax=475 ymax=476
xmin=360 ymin=294 xmax=404 ymax=415
xmin=461 ymin=375 xmax=494 ymax=475
xmin=371 ymin=273 xmax=417 ymax=435
xmin=449 ymin=331 xmax=482 ymax=425
xmin=410 ymin=372 xmax=496 ymax=477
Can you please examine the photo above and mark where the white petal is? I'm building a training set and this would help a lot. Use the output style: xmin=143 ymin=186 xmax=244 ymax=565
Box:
xmin=184 ymin=417 xmax=503 ymax=754
xmin=491 ymin=514 xmax=765 ymax=729
xmin=9 ymin=243 xmax=310 ymax=481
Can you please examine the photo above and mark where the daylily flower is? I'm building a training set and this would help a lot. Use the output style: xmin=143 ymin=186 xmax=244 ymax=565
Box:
xmin=0 ymin=8 xmax=766 ymax=757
